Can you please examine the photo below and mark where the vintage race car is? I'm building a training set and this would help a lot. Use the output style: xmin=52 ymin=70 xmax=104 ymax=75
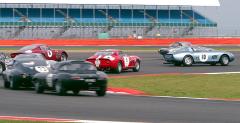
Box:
xmin=86 ymin=49 xmax=141 ymax=73
xmin=159 ymin=41 xmax=192 ymax=56
xmin=2 ymin=54 xmax=50 ymax=89
xmin=162 ymin=45 xmax=235 ymax=66
xmin=33 ymin=60 xmax=108 ymax=96
xmin=10 ymin=44 xmax=68 ymax=61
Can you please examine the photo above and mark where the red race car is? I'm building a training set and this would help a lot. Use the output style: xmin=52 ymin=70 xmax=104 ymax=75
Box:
xmin=86 ymin=49 xmax=141 ymax=73
xmin=10 ymin=44 xmax=68 ymax=61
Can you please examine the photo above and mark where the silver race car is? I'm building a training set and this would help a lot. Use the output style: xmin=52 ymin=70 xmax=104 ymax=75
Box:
xmin=159 ymin=42 xmax=192 ymax=56
xmin=160 ymin=44 xmax=235 ymax=66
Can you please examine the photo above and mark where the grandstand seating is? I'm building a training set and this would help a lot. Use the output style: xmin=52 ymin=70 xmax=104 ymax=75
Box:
xmin=0 ymin=8 xmax=216 ymax=27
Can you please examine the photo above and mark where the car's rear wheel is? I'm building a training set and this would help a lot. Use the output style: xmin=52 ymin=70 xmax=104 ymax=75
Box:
xmin=115 ymin=62 xmax=122 ymax=73
xmin=9 ymin=77 xmax=19 ymax=90
xmin=220 ymin=55 xmax=229 ymax=66
xmin=133 ymin=60 xmax=140 ymax=72
xmin=60 ymin=53 xmax=67 ymax=61
xmin=55 ymin=81 xmax=66 ymax=96
xmin=96 ymin=86 xmax=106 ymax=97
xmin=35 ymin=80 xmax=44 ymax=94
xmin=72 ymin=89 xmax=80 ymax=96
xmin=183 ymin=56 xmax=193 ymax=66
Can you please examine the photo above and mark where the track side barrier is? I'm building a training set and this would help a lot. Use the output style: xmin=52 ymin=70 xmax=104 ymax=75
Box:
xmin=1 ymin=38 xmax=240 ymax=46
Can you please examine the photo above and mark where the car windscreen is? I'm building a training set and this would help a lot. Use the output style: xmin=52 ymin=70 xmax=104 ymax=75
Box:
xmin=59 ymin=63 xmax=97 ymax=72
xmin=19 ymin=45 xmax=36 ymax=52
xmin=94 ymin=51 xmax=114 ymax=56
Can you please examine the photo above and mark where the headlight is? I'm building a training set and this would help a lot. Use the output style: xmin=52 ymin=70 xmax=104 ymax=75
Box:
xmin=97 ymin=71 xmax=108 ymax=80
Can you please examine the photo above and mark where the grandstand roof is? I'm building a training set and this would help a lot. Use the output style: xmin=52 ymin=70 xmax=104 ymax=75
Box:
xmin=1 ymin=0 xmax=220 ymax=6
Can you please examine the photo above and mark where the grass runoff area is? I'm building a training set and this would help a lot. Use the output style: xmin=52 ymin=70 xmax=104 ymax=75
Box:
xmin=109 ymin=74 xmax=240 ymax=99
xmin=1 ymin=46 xmax=240 ymax=52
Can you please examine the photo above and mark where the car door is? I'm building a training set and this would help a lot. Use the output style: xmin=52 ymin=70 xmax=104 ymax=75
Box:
xmin=119 ymin=51 xmax=131 ymax=69
xmin=40 ymin=45 xmax=55 ymax=60
xmin=191 ymin=47 xmax=210 ymax=63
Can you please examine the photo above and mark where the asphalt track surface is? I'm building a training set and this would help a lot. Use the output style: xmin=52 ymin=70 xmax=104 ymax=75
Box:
xmin=0 ymin=47 xmax=240 ymax=123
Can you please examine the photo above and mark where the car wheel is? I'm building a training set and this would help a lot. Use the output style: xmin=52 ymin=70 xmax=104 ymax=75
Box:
xmin=115 ymin=62 xmax=122 ymax=73
xmin=183 ymin=56 xmax=193 ymax=66
xmin=96 ymin=86 xmax=106 ymax=97
xmin=35 ymin=80 xmax=44 ymax=94
xmin=9 ymin=77 xmax=19 ymax=90
xmin=3 ymin=75 xmax=10 ymax=88
xmin=72 ymin=89 xmax=80 ymax=96
xmin=55 ymin=81 xmax=66 ymax=96
xmin=0 ymin=62 xmax=6 ymax=74
xmin=220 ymin=55 xmax=229 ymax=66
xmin=133 ymin=60 xmax=140 ymax=72
xmin=60 ymin=53 xmax=67 ymax=61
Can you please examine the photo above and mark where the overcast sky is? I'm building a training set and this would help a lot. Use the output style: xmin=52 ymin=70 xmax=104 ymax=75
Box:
xmin=194 ymin=0 xmax=240 ymax=36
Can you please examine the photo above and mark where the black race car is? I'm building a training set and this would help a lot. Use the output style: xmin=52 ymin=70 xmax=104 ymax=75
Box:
xmin=2 ymin=54 xmax=50 ymax=89
xmin=32 ymin=60 xmax=108 ymax=96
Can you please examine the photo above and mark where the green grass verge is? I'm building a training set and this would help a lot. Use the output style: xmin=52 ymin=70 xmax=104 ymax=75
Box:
xmin=109 ymin=74 xmax=240 ymax=98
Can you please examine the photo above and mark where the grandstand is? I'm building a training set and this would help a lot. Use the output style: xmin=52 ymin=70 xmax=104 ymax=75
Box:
xmin=0 ymin=0 xmax=219 ymax=39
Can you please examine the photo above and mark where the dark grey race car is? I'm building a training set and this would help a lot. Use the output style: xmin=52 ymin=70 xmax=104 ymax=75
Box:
xmin=32 ymin=60 xmax=108 ymax=96
xmin=2 ymin=54 xmax=50 ymax=89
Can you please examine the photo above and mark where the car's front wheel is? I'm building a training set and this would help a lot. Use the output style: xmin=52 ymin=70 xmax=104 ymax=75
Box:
xmin=133 ymin=60 xmax=140 ymax=72
xmin=9 ymin=77 xmax=19 ymax=90
xmin=220 ymin=55 xmax=229 ymax=66
xmin=96 ymin=86 xmax=106 ymax=97
xmin=0 ymin=62 xmax=6 ymax=74
xmin=55 ymin=81 xmax=66 ymax=96
xmin=183 ymin=56 xmax=193 ymax=66
xmin=35 ymin=80 xmax=44 ymax=94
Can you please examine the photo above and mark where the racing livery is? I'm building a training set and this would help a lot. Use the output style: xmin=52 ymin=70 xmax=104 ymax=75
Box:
xmin=10 ymin=44 xmax=68 ymax=61
xmin=2 ymin=54 xmax=50 ymax=89
xmin=162 ymin=45 xmax=235 ymax=66
xmin=86 ymin=49 xmax=141 ymax=73
xmin=33 ymin=60 xmax=108 ymax=96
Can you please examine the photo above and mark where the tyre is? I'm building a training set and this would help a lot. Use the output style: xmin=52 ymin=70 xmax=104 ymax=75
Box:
xmin=3 ymin=75 xmax=10 ymax=88
xmin=96 ymin=86 xmax=106 ymax=97
xmin=182 ymin=56 xmax=193 ymax=66
xmin=115 ymin=62 xmax=122 ymax=73
xmin=220 ymin=55 xmax=229 ymax=66
xmin=60 ymin=53 xmax=67 ymax=61
xmin=72 ymin=89 xmax=80 ymax=96
xmin=55 ymin=81 xmax=66 ymax=96
xmin=133 ymin=60 xmax=140 ymax=72
xmin=35 ymin=80 xmax=44 ymax=94
xmin=0 ymin=62 xmax=6 ymax=74
xmin=9 ymin=77 xmax=19 ymax=90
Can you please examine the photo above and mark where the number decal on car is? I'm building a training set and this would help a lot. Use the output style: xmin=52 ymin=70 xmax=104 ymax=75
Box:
xmin=199 ymin=53 xmax=208 ymax=62
xmin=123 ymin=56 xmax=130 ymax=67
xmin=47 ymin=50 xmax=53 ymax=58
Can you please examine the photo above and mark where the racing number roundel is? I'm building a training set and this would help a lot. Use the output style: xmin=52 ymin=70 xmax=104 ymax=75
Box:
xmin=47 ymin=50 xmax=53 ymax=58
xmin=199 ymin=53 xmax=208 ymax=62
xmin=123 ymin=56 xmax=130 ymax=67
